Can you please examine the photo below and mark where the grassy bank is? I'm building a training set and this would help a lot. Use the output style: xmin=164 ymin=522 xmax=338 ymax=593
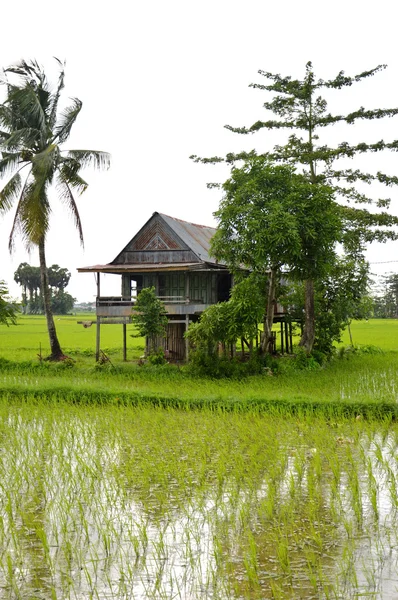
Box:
xmin=1 ymin=315 xmax=397 ymax=417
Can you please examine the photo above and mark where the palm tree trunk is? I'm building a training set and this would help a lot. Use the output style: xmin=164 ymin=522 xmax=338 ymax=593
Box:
xmin=299 ymin=279 xmax=315 ymax=354
xmin=38 ymin=238 xmax=64 ymax=360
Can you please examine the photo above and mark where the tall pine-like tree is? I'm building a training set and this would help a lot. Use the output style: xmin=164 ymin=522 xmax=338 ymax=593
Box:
xmin=192 ymin=63 xmax=398 ymax=353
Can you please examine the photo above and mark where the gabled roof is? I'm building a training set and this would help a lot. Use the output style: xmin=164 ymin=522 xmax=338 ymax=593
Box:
xmin=157 ymin=212 xmax=217 ymax=263
xmin=77 ymin=212 xmax=226 ymax=274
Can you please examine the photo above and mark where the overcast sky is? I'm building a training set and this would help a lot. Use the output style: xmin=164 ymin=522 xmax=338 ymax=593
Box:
xmin=1 ymin=0 xmax=398 ymax=302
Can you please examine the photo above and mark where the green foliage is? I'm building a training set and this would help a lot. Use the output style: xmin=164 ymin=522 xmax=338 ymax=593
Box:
xmin=192 ymin=62 xmax=398 ymax=353
xmin=282 ymin=255 xmax=372 ymax=355
xmin=293 ymin=347 xmax=322 ymax=371
xmin=213 ymin=158 xmax=341 ymax=281
xmin=147 ymin=348 xmax=167 ymax=366
xmin=186 ymin=273 xmax=267 ymax=367
xmin=0 ymin=59 xmax=109 ymax=359
xmin=0 ymin=281 xmax=18 ymax=326
xmin=131 ymin=287 xmax=168 ymax=353
xmin=50 ymin=290 xmax=75 ymax=315
xmin=14 ymin=262 xmax=74 ymax=314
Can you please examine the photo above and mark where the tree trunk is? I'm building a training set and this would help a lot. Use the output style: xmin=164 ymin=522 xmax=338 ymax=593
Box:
xmin=261 ymin=268 xmax=277 ymax=354
xmin=347 ymin=320 xmax=354 ymax=346
xmin=299 ymin=279 xmax=315 ymax=354
xmin=38 ymin=239 xmax=64 ymax=360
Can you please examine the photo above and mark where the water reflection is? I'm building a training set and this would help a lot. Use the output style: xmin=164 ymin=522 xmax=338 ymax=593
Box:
xmin=1 ymin=409 xmax=398 ymax=598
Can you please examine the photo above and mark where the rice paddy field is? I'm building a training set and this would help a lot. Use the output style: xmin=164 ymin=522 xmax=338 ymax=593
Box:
xmin=1 ymin=315 xmax=398 ymax=599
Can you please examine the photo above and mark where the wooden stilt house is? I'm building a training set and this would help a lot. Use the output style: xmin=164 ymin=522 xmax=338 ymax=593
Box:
xmin=78 ymin=212 xmax=232 ymax=361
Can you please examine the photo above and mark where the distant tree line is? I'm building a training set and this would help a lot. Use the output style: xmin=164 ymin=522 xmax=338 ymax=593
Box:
xmin=14 ymin=263 xmax=75 ymax=314
xmin=372 ymin=274 xmax=398 ymax=318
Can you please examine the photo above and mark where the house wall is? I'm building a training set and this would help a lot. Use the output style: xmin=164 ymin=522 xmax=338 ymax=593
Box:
xmin=122 ymin=272 xmax=229 ymax=305
xmin=120 ymin=270 xmax=232 ymax=360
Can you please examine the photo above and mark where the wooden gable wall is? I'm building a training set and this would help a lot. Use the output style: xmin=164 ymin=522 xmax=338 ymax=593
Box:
xmin=112 ymin=214 xmax=199 ymax=265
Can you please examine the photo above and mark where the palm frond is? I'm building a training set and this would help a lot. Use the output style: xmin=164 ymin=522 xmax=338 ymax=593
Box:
xmin=8 ymin=172 xmax=32 ymax=252
xmin=0 ymin=104 xmax=17 ymax=130
xmin=7 ymin=84 xmax=48 ymax=139
xmin=5 ymin=59 xmax=47 ymax=88
xmin=0 ymin=171 xmax=22 ymax=214
xmin=31 ymin=144 xmax=60 ymax=187
xmin=1 ymin=128 xmax=39 ymax=151
xmin=57 ymin=177 xmax=84 ymax=246
xmin=0 ymin=153 xmax=23 ymax=178
xmin=53 ymin=98 xmax=82 ymax=144
xmin=48 ymin=59 xmax=65 ymax=131
xmin=58 ymin=159 xmax=88 ymax=194
xmin=65 ymin=149 xmax=110 ymax=170
xmin=18 ymin=180 xmax=51 ymax=248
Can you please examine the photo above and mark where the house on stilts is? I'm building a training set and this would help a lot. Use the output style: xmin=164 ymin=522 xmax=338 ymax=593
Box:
xmin=77 ymin=211 xmax=293 ymax=361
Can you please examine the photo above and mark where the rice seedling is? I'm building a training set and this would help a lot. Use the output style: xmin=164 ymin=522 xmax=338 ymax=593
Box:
xmin=1 ymin=402 xmax=397 ymax=598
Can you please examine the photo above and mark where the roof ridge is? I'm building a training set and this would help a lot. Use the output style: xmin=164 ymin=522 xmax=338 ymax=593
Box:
xmin=158 ymin=212 xmax=216 ymax=230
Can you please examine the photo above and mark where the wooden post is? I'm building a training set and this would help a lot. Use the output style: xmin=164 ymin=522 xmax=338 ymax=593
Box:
xmin=95 ymin=272 xmax=101 ymax=361
xmin=284 ymin=319 xmax=289 ymax=354
xmin=280 ymin=321 xmax=284 ymax=354
xmin=185 ymin=271 xmax=190 ymax=303
xmin=123 ymin=323 xmax=127 ymax=361
xmin=289 ymin=321 xmax=293 ymax=354
xmin=185 ymin=314 xmax=189 ymax=361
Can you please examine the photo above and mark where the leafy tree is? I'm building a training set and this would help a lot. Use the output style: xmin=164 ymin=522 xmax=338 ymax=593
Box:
xmin=48 ymin=264 xmax=71 ymax=292
xmin=14 ymin=262 xmax=41 ymax=311
xmin=186 ymin=273 xmax=267 ymax=369
xmin=211 ymin=157 xmax=340 ymax=352
xmin=192 ymin=62 xmax=398 ymax=352
xmin=131 ymin=287 xmax=168 ymax=354
xmin=0 ymin=280 xmax=18 ymax=326
xmin=282 ymin=255 xmax=372 ymax=353
xmin=0 ymin=59 xmax=110 ymax=359
xmin=14 ymin=262 xmax=73 ymax=314
xmin=51 ymin=289 xmax=75 ymax=315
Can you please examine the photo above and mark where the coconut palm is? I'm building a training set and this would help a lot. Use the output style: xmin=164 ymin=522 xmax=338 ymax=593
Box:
xmin=0 ymin=59 xmax=110 ymax=359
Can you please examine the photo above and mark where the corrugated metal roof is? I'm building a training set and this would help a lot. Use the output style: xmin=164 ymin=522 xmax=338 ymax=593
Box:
xmin=77 ymin=212 xmax=227 ymax=274
xmin=77 ymin=262 xmax=227 ymax=274
xmin=158 ymin=213 xmax=217 ymax=263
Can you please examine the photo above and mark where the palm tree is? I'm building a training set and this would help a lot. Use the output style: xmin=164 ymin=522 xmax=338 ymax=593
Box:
xmin=0 ymin=59 xmax=110 ymax=359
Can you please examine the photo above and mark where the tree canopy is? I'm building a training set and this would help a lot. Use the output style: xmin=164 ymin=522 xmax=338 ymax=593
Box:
xmin=191 ymin=62 xmax=398 ymax=353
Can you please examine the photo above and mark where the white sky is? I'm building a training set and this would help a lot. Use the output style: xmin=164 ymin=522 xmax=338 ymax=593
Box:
xmin=1 ymin=0 xmax=398 ymax=302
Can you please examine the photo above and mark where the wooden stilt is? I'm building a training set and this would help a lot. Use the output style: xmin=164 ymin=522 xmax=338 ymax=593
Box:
xmin=95 ymin=273 xmax=101 ymax=361
xmin=284 ymin=319 xmax=289 ymax=354
xmin=185 ymin=314 xmax=189 ymax=361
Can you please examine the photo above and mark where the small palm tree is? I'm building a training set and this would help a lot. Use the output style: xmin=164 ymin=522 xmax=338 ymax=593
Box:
xmin=0 ymin=59 xmax=110 ymax=359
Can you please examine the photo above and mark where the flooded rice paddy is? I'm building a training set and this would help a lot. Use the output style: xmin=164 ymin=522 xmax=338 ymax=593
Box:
xmin=1 ymin=403 xmax=398 ymax=599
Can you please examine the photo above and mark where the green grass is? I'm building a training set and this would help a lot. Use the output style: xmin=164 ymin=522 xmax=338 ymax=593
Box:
xmin=0 ymin=313 xmax=145 ymax=362
xmin=1 ymin=316 xmax=398 ymax=418
xmin=339 ymin=318 xmax=398 ymax=351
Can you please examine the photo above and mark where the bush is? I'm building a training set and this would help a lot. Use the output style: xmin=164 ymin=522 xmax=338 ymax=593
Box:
xmin=186 ymin=349 xmax=267 ymax=379
xmin=148 ymin=348 xmax=167 ymax=366
xmin=293 ymin=347 xmax=322 ymax=371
